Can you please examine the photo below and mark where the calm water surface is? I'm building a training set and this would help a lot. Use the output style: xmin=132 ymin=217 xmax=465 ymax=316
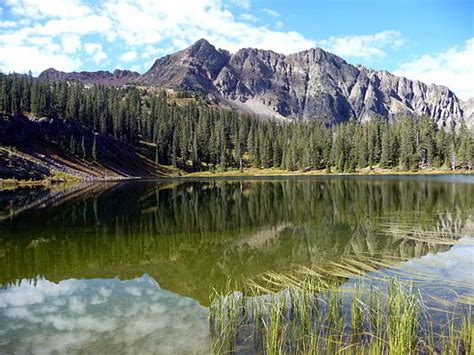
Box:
xmin=0 ymin=176 xmax=473 ymax=353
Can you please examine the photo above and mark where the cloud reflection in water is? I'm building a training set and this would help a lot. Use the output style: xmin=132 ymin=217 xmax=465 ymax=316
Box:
xmin=0 ymin=274 xmax=209 ymax=354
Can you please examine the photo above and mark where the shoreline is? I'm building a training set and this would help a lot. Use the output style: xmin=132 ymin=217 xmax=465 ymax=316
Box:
xmin=1 ymin=167 xmax=472 ymax=187
xmin=0 ymin=175 xmax=140 ymax=188
xmin=180 ymin=167 xmax=473 ymax=178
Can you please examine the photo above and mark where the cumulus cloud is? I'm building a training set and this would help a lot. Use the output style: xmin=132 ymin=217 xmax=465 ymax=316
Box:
xmin=394 ymin=38 xmax=474 ymax=100
xmin=0 ymin=0 xmax=409 ymax=75
xmin=318 ymin=30 xmax=404 ymax=59
xmin=62 ymin=34 xmax=81 ymax=54
xmin=239 ymin=13 xmax=259 ymax=22
xmin=33 ymin=15 xmax=112 ymax=37
xmin=120 ymin=50 xmax=138 ymax=62
xmin=5 ymin=0 xmax=90 ymax=19
xmin=99 ymin=0 xmax=314 ymax=54
xmin=0 ymin=275 xmax=209 ymax=354
xmin=84 ymin=43 xmax=107 ymax=64
xmin=262 ymin=8 xmax=280 ymax=17
xmin=0 ymin=20 xmax=17 ymax=28
xmin=0 ymin=44 xmax=80 ymax=73
xmin=228 ymin=0 xmax=251 ymax=10
xmin=0 ymin=0 xmax=318 ymax=74
xmin=0 ymin=278 xmax=80 ymax=308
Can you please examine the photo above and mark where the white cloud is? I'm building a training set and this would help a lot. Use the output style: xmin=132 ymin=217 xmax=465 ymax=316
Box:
xmin=394 ymin=38 xmax=474 ymax=100
xmin=0 ymin=0 xmax=409 ymax=75
xmin=0 ymin=278 xmax=81 ymax=308
xmin=0 ymin=275 xmax=209 ymax=354
xmin=239 ymin=13 xmax=258 ymax=22
xmin=100 ymin=0 xmax=315 ymax=54
xmin=6 ymin=0 xmax=90 ymax=19
xmin=84 ymin=42 xmax=107 ymax=64
xmin=228 ymin=0 xmax=251 ymax=10
xmin=34 ymin=15 xmax=112 ymax=37
xmin=140 ymin=45 xmax=163 ymax=59
xmin=0 ymin=20 xmax=17 ymax=28
xmin=0 ymin=44 xmax=80 ymax=73
xmin=130 ymin=64 xmax=142 ymax=72
xmin=318 ymin=30 xmax=404 ymax=59
xmin=262 ymin=8 xmax=280 ymax=17
xmin=68 ymin=296 xmax=86 ymax=314
xmin=120 ymin=50 xmax=138 ymax=62
xmin=62 ymin=34 xmax=81 ymax=54
xmin=143 ymin=60 xmax=155 ymax=71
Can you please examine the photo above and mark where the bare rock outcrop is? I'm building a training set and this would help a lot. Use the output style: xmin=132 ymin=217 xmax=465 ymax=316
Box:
xmin=40 ymin=39 xmax=470 ymax=127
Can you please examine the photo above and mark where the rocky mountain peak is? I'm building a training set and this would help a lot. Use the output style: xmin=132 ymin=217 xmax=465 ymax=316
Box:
xmin=38 ymin=39 xmax=469 ymax=128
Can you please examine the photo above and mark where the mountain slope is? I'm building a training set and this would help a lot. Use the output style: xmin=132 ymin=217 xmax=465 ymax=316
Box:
xmin=40 ymin=39 xmax=470 ymax=127
xmin=0 ymin=114 xmax=170 ymax=181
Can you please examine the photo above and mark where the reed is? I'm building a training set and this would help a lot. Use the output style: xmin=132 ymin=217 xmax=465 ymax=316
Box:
xmin=210 ymin=273 xmax=473 ymax=354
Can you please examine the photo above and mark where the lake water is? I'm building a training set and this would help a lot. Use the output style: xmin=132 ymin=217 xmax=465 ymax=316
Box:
xmin=0 ymin=176 xmax=473 ymax=353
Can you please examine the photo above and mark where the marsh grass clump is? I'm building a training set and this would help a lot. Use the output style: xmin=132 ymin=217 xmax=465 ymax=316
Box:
xmin=210 ymin=274 xmax=473 ymax=354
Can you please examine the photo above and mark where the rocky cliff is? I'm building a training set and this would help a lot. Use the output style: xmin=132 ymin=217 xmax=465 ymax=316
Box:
xmin=39 ymin=68 xmax=140 ymax=86
xmin=40 ymin=39 xmax=472 ymax=127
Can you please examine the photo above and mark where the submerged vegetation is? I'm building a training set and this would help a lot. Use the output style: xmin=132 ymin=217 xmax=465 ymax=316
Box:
xmin=210 ymin=270 xmax=473 ymax=354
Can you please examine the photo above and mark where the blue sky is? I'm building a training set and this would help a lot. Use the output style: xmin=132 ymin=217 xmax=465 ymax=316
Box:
xmin=0 ymin=0 xmax=473 ymax=98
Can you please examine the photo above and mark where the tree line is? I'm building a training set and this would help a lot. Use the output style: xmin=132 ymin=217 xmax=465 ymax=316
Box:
xmin=0 ymin=72 xmax=472 ymax=172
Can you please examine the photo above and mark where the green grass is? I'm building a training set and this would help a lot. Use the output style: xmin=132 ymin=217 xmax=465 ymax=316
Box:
xmin=185 ymin=166 xmax=473 ymax=178
xmin=209 ymin=273 xmax=473 ymax=354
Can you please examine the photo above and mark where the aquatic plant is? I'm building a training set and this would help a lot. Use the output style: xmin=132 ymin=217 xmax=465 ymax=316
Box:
xmin=210 ymin=272 xmax=473 ymax=354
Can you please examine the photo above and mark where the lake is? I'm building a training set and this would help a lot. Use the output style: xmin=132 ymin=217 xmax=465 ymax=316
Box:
xmin=0 ymin=175 xmax=473 ymax=353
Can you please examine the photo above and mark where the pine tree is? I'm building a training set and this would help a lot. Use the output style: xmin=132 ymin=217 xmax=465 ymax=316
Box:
xmin=334 ymin=126 xmax=346 ymax=172
xmin=418 ymin=116 xmax=436 ymax=167
xmin=399 ymin=118 xmax=416 ymax=170
xmin=380 ymin=125 xmax=392 ymax=168
xmin=457 ymin=122 xmax=473 ymax=170
xmin=171 ymin=129 xmax=178 ymax=168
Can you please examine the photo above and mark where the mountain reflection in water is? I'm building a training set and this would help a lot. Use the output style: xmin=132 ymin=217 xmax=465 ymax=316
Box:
xmin=0 ymin=176 xmax=473 ymax=353
xmin=0 ymin=176 xmax=472 ymax=304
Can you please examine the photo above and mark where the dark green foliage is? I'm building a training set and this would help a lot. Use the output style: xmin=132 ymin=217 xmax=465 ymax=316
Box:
xmin=0 ymin=73 xmax=472 ymax=171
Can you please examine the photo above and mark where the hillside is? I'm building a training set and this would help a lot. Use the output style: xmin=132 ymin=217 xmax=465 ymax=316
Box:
xmin=0 ymin=114 xmax=175 ymax=182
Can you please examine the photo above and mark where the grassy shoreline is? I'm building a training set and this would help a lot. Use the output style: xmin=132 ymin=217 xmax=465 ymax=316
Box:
xmin=1 ymin=167 xmax=472 ymax=187
xmin=183 ymin=166 xmax=473 ymax=178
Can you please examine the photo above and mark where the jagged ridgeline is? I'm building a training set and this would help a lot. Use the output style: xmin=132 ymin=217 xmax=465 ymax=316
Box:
xmin=0 ymin=72 xmax=472 ymax=177
xmin=39 ymin=39 xmax=473 ymax=128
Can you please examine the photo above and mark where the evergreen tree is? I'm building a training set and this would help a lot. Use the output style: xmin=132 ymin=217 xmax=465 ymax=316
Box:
xmin=0 ymin=72 xmax=471 ymax=173
xmin=457 ymin=122 xmax=473 ymax=170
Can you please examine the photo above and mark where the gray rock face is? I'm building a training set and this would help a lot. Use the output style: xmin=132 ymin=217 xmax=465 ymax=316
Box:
xmin=139 ymin=38 xmax=230 ymax=93
xmin=39 ymin=68 xmax=140 ymax=86
xmin=141 ymin=39 xmax=469 ymax=127
xmin=460 ymin=98 xmax=474 ymax=130
xmin=39 ymin=39 xmax=471 ymax=127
